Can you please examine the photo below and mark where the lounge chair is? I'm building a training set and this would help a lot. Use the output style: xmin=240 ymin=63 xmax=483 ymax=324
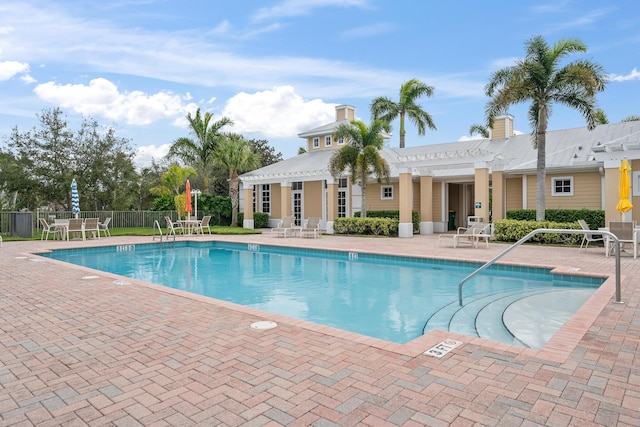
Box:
xmin=67 ymin=218 xmax=85 ymax=241
xmin=98 ymin=217 xmax=112 ymax=237
xmin=271 ymin=216 xmax=296 ymax=238
xmin=165 ymin=217 xmax=183 ymax=236
xmin=194 ymin=215 xmax=212 ymax=235
xmin=578 ymin=219 xmax=603 ymax=250
xmin=438 ymin=222 xmax=491 ymax=248
xmin=300 ymin=217 xmax=321 ymax=238
xmin=39 ymin=218 xmax=62 ymax=240
xmin=84 ymin=218 xmax=100 ymax=239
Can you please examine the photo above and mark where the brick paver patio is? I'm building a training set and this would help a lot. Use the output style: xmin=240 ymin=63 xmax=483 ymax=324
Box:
xmin=1 ymin=233 xmax=639 ymax=426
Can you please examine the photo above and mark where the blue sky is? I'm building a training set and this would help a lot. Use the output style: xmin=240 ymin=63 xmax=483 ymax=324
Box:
xmin=1 ymin=0 xmax=639 ymax=168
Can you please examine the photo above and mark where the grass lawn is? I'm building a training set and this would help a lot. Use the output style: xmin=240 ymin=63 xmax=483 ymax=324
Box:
xmin=2 ymin=226 xmax=262 ymax=242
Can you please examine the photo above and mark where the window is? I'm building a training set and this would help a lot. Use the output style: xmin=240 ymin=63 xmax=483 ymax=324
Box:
xmin=381 ymin=185 xmax=394 ymax=200
xmin=338 ymin=178 xmax=348 ymax=218
xmin=337 ymin=138 xmax=345 ymax=145
xmin=552 ymin=177 xmax=573 ymax=196
xmin=313 ymin=137 xmax=319 ymax=148
xmin=261 ymin=184 xmax=270 ymax=213
xmin=325 ymin=136 xmax=332 ymax=146
xmin=292 ymin=181 xmax=303 ymax=191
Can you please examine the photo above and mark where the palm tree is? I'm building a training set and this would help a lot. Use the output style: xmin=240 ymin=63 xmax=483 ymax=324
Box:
xmin=485 ymin=35 xmax=606 ymax=221
xmin=329 ymin=120 xmax=390 ymax=218
xmin=212 ymin=133 xmax=261 ymax=227
xmin=167 ymin=108 xmax=233 ymax=194
xmin=150 ymin=165 xmax=197 ymax=196
xmin=621 ymin=115 xmax=640 ymax=122
xmin=469 ymin=124 xmax=489 ymax=138
xmin=370 ymin=78 xmax=437 ymax=148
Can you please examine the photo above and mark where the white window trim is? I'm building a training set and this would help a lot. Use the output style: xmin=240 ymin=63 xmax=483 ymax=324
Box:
xmin=337 ymin=138 xmax=345 ymax=145
xmin=325 ymin=136 xmax=332 ymax=146
xmin=551 ymin=176 xmax=574 ymax=196
xmin=633 ymin=171 xmax=640 ymax=197
xmin=312 ymin=137 xmax=320 ymax=148
xmin=381 ymin=185 xmax=394 ymax=200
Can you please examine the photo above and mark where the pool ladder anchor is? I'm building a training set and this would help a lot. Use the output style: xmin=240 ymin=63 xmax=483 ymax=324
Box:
xmin=458 ymin=228 xmax=623 ymax=306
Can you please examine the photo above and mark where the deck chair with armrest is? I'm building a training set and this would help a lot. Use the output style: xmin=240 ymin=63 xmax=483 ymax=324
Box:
xmin=438 ymin=222 xmax=491 ymax=248
xmin=165 ymin=217 xmax=183 ymax=236
xmin=84 ymin=218 xmax=101 ymax=239
xmin=578 ymin=219 xmax=604 ymax=250
xmin=606 ymin=221 xmax=637 ymax=257
xmin=98 ymin=217 xmax=111 ymax=237
xmin=300 ymin=217 xmax=321 ymax=238
xmin=194 ymin=215 xmax=212 ymax=235
xmin=39 ymin=218 xmax=62 ymax=240
xmin=271 ymin=216 xmax=296 ymax=238
xmin=66 ymin=218 xmax=85 ymax=241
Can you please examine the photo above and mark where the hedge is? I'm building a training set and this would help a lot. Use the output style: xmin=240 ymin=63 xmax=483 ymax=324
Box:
xmin=236 ymin=212 xmax=269 ymax=228
xmin=354 ymin=210 xmax=420 ymax=233
xmin=494 ymin=219 xmax=583 ymax=245
xmin=333 ymin=217 xmax=399 ymax=236
xmin=506 ymin=209 xmax=604 ymax=231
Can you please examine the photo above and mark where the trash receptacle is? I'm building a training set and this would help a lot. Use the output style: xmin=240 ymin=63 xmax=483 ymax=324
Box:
xmin=10 ymin=211 xmax=33 ymax=238
xmin=448 ymin=210 xmax=456 ymax=231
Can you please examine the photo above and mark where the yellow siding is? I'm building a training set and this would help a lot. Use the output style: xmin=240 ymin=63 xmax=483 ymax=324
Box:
xmin=546 ymin=172 xmax=601 ymax=209
xmin=412 ymin=182 xmax=420 ymax=212
xmin=366 ymin=183 xmax=399 ymax=211
xmin=304 ymin=181 xmax=323 ymax=217
xmin=271 ymin=183 xmax=282 ymax=218
xmin=505 ymin=177 xmax=523 ymax=211
xmin=432 ymin=183 xmax=443 ymax=222
xmin=526 ymin=176 xmax=537 ymax=209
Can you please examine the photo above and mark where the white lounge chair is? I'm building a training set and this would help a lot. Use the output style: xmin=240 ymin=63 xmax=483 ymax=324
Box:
xmin=39 ymin=218 xmax=62 ymax=240
xmin=438 ymin=222 xmax=491 ymax=248
xmin=271 ymin=216 xmax=296 ymax=238
xmin=165 ymin=217 xmax=183 ymax=236
xmin=98 ymin=217 xmax=112 ymax=237
xmin=300 ymin=217 xmax=321 ymax=238
xmin=578 ymin=219 xmax=603 ymax=250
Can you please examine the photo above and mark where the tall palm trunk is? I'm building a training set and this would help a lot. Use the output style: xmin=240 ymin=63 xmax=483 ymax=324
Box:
xmin=536 ymin=107 xmax=548 ymax=222
xmin=399 ymin=112 xmax=406 ymax=148
xmin=229 ymin=170 xmax=239 ymax=226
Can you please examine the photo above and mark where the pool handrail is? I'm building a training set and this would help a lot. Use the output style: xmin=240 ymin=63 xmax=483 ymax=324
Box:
xmin=458 ymin=228 xmax=622 ymax=306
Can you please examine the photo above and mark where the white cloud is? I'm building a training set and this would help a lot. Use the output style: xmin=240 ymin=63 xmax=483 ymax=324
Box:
xmin=252 ymin=0 xmax=369 ymax=22
xmin=608 ymin=68 xmax=640 ymax=82
xmin=33 ymin=78 xmax=198 ymax=125
xmin=134 ymin=143 xmax=170 ymax=169
xmin=222 ymin=86 xmax=336 ymax=138
xmin=0 ymin=60 xmax=30 ymax=81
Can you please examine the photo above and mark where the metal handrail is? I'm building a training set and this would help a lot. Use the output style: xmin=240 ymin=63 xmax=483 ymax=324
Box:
xmin=458 ymin=228 xmax=622 ymax=306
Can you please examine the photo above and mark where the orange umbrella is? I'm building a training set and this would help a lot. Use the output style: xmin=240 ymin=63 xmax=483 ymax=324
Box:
xmin=616 ymin=159 xmax=633 ymax=218
xmin=185 ymin=180 xmax=192 ymax=218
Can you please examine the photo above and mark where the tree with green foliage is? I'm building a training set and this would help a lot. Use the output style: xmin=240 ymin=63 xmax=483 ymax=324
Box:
xmin=247 ymin=139 xmax=283 ymax=166
xmin=485 ymin=35 xmax=607 ymax=221
xmin=621 ymin=115 xmax=640 ymax=122
xmin=212 ymin=134 xmax=261 ymax=227
xmin=370 ymin=78 xmax=436 ymax=148
xmin=167 ymin=108 xmax=233 ymax=194
xmin=3 ymin=107 xmax=136 ymax=211
xmin=150 ymin=165 xmax=197 ymax=196
xmin=329 ymin=120 xmax=390 ymax=218
xmin=469 ymin=124 xmax=489 ymax=138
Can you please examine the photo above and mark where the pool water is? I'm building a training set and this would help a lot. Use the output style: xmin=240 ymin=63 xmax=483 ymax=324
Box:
xmin=40 ymin=242 xmax=604 ymax=345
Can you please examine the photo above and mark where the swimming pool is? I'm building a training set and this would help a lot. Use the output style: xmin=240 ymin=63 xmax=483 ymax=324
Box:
xmin=39 ymin=241 xmax=604 ymax=346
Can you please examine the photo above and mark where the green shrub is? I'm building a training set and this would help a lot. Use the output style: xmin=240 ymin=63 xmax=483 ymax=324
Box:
xmin=354 ymin=210 xmax=419 ymax=233
xmin=506 ymin=209 xmax=604 ymax=230
xmin=236 ymin=212 xmax=269 ymax=228
xmin=333 ymin=217 xmax=399 ymax=236
xmin=494 ymin=219 xmax=582 ymax=245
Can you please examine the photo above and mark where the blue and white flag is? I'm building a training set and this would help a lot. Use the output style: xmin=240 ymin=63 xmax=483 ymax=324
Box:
xmin=71 ymin=178 xmax=80 ymax=217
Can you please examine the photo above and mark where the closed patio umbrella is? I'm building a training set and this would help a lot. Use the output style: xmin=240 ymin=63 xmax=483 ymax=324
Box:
xmin=616 ymin=159 xmax=633 ymax=219
xmin=185 ymin=180 xmax=192 ymax=219
xmin=71 ymin=178 xmax=80 ymax=218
